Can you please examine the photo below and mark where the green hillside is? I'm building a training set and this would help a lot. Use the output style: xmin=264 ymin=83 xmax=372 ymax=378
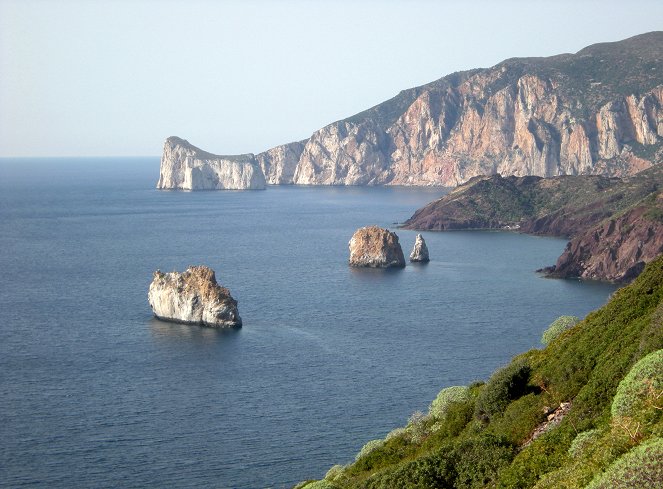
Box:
xmin=296 ymin=256 xmax=663 ymax=488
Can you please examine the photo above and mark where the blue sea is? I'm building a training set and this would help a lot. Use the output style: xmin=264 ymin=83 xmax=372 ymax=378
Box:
xmin=0 ymin=158 xmax=617 ymax=488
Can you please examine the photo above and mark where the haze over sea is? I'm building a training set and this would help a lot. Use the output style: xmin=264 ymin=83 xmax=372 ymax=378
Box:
xmin=0 ymin=158 xmax=616 ymax=488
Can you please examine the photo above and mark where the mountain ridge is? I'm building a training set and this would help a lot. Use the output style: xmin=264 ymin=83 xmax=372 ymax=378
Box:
xmin=161 ymin=31 xmax=663 ymax=188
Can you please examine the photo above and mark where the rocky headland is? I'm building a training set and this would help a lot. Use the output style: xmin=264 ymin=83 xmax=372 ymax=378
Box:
xmin=409 ymin=234 xmax=430 ymax=263
xmin=157 ymin=137 xmax=265 ymax=190
xmin=148 ymin=266 xmax=242 ymax=327
xmin=348 ymin=226 xmax=406 ymax=268
xmin=166 ymin=32 xmax=662 ymax=187
xmin=403 ymin=164 xmax=663 ymax=282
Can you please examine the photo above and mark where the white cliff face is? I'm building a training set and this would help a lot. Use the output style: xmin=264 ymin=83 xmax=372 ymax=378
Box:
xmin=409 ymin=234 xmax=430 ymax=263
xmin=293 ymin=120 xmax=391 ymax=185
xmin=157 ymin=137 xmax=266 ymax=190
xmin=256 ymin=141 xmax=305 ymax=184
xmin=148 ymin=266 xmax=242 ymax=328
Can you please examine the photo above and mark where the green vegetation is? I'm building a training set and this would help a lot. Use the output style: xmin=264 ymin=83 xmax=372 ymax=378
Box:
xmin=541 ymin=315 xmax=580 ymax=345
xmin=429 ymin=386 xmax=470 ymax=420
xmin=585 ymin=438 xmax=663 ymax=489
xmin=296 ymin=256 xmax=663 ymax=488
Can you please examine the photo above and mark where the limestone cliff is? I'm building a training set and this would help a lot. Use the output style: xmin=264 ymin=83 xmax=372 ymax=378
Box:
xmin=178 ymin=32 xmax=662 ymax=187
xmin=157 ymin=137 xmax=266 ymax=190
xmin=256 ymin=141 xmax=305 ymax=184
xmin=348 ymin=226 xmax=406 ymax=268
xmin=148 ymin=266 xmax=242 ymax=327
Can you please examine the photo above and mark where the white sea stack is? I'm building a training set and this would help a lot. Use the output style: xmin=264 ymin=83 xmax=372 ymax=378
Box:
xmin=348 ymin=226 xmax=406 ymax=268
xmin=148 ymin=266 xmax=242 ymax=328
xmin=157 ymin=136 xmax=266 ymax=190
xmin=409 ymin=234 xmax=430 ymax=263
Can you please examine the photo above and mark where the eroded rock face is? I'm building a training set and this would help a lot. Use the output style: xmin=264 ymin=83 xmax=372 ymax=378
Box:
xmin=193 ymin=33 xmax=663 ymax=187
xmin=148 ymin=266 xmax=242 ymax=327
xmin=409 ymin=234 xmax=430 ymax=262
xmin=256 ymin=141 xmax=305 ymax=184
xmin=157 ymin=137 xmax=266 ymax=190
xmin=348 ymin=226 xmax=405 ymax=268
xmin=545 ymin=196 xmax=663 ymax=283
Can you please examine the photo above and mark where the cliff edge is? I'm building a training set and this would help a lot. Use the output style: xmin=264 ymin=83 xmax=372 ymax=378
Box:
xmin=157 ymin=137 xmax=266 ymax=190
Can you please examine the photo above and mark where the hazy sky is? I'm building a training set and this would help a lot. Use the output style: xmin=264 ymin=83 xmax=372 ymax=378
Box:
xmin=1 ymin=0 xmax=662 ymax=157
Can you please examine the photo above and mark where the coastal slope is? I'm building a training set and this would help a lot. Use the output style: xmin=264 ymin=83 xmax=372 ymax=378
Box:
xmin=403 ymin=164 xmax=663 ymax=282
xmin=296 ymin=255 xmax=663 ymax=488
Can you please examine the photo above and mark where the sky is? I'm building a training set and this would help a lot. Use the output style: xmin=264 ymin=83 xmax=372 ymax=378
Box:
xmin=1 ymin=0 xmax=662 ymax=157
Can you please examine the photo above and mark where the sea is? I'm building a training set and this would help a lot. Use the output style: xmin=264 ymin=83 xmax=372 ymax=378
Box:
xmin=0 ymin=157 xmax=617 ymax=488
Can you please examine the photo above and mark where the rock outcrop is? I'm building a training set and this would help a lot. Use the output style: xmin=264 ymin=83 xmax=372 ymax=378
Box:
xmin=348 ymin=226 xmax=406 ymax=268
xmin=157 ymin=137 xmax=266 ymax=190
xmin=404 ymin=164 xmax=663 ymax=282
xmin=174 ymin=32 xmax=663 ymax=187
xmin=543 ymin=195 xmax=663 ymax=282
xmin=409 ymin=234 xmax=430 ymax=262
xmin=148 ymin=266 xmax=242 ymax=327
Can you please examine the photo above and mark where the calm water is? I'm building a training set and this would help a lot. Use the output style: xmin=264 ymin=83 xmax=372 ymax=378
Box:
xmin=0 ymin=158 xmax=617 ymax=488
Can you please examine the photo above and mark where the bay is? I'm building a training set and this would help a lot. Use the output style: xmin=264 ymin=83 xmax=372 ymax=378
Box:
xmin=0 ymin=158 xmax=616 ymax=488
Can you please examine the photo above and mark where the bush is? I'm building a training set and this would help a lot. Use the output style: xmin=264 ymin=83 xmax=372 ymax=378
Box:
xmin=406 ymin=410 xmax=432 ymax=444
xmin=385 ymin=427 xmax=406 ymax=441
xmin=452 ymin=435 xmax=516 ymax=489
xmin=475 ymin=359 xmax=531 ymax=419
xmin=585 ymin=438 xmax=663 ymax=488
xmin=568 ymin=428 xmax=601 ymax=458
xmin=355 ymin=439 xmax=385 ymax=461
xmin=360 ymin=448 xmax=456 ymax=489
xmin=300 ymin=481 xmax=335 ymax=489
xmin=611 ymin=349 xmax=663 ymax=419
xmin=324 ymin=464 xmax=345 ymax=481
xmin=541 ymin=315 xmax=580 ymax=345
xmin=429 ymin=385 xmax=470 ymax=420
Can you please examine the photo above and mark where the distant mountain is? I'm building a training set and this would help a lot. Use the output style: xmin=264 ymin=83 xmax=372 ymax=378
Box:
xmin=402 ymin=164 xmax=663 ymax=282
xmin=182 ymin=31 xmax=662 ymax=188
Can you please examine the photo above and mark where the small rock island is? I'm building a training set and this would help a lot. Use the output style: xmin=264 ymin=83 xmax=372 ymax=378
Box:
xmin=148 ymin=266 xmax=242 ymax=328
xmin=349 ymin=226 xmax=406 ymax=268
xmin=409 ymin=234 xmax=430 ymax=263
xmin=157 ymin=136 xmax=266 ymax=190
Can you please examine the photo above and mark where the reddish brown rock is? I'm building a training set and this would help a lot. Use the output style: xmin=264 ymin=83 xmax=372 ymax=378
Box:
xmin=544 ymin=196 xmax=663 ymax=283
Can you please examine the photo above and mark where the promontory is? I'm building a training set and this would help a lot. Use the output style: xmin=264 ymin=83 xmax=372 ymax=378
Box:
xmin=157 ymin=136 xmax=266 ymax=190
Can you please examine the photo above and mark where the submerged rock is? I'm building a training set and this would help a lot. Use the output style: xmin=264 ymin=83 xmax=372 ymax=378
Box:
xmin=348 ymin=226 xmax=406 ymax=268
xmin=409 ymin=234 xmax=430 ymax=263
xmin=148 ymin=266 xmax=242 ymax=328
xmin=157 ymin=136 xmax=266 ymax=190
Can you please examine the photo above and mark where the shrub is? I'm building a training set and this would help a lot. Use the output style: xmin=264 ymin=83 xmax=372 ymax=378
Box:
xmin=406 ymin=410 xmax=432 ymax=444
xmin=300 ymin=480 xmax=335 ymax=489
xmin=360 ymin=448 xmax=456 ymax=489
xmin=568 ymin=428 xmax=601 ymax=458
xmin=585 ymin=438 xmax=663 ymax=488
xmin=541 ymin=315 xmax=580 ymax=346
xmin=324 ymin=464 xmax=345 ymax=481
xmin=611 ymin=349 xmax=663 ymax=419
xmin=385 ymin=427 xmax=406 ymax=441
xmin=452 ymin=435 xmax=516 ymax=489
xmin=475 ymin=359 xmax=531 ymax=419
xmin=355 ymin=439 xmax=385 ymax=461
xmin=429 ymin=385 xmax=470 ymax=419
